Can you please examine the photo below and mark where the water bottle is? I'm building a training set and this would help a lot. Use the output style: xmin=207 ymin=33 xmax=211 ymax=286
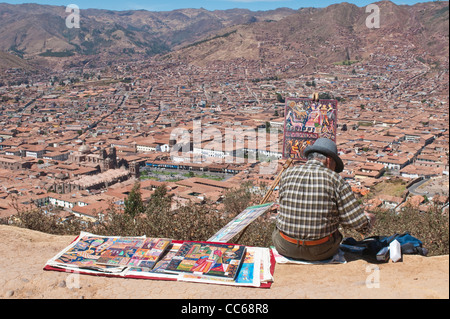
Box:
xmin=389 ymin=239 xmax=402 ymax=263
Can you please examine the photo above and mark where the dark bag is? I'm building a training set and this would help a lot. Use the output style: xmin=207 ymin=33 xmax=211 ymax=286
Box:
xmin=340 ymin=232 xmax=428 ymax=258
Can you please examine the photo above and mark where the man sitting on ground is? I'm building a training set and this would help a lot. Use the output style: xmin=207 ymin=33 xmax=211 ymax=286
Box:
xmin=272 ymin=138 xmax=375 ymax=261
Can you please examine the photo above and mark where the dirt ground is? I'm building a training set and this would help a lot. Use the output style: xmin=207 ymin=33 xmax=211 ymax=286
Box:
xmin=415 ymin=176 xmax=449 ymax=197
xmin=0 ymin=225 xmax=448 ymax=300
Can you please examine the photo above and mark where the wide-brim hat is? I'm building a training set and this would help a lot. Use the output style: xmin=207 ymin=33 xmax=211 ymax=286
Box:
xmin=303 ymin=138 xmax=344 ymax=173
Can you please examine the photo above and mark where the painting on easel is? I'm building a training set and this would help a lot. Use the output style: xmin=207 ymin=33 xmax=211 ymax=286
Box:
xmin=282 ymin=98 xmax=337 ymax=160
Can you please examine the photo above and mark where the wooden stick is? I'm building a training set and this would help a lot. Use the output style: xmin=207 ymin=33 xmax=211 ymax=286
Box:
xmin=259 ymin=158 xmax=293 ymax=205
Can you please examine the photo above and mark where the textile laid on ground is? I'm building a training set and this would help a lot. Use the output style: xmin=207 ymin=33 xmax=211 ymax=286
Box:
xmin=271 ymin=246 xmax=347 ymax=265
xmin=44 ymin=232 xmax=274 ymax=288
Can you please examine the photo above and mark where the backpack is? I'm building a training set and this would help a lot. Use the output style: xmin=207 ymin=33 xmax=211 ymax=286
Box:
xmin=340 ymin=232 xmax=428 ymax=260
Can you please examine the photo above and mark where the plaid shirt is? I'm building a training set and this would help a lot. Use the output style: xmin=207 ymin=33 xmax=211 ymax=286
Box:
xmin=276 ymin=160 xmax=371 ymax=240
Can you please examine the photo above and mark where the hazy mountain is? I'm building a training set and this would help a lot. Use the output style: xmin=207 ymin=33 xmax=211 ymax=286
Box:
xmin=170 ymin=1 xmax=449 ymax=71
xmin=0 ymin=1 xmax=447 ymax=74
xmin=0 ymin=3 xmax=295 ymax=58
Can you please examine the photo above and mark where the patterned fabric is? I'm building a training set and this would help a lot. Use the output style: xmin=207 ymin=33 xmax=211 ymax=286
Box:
xmin=276 ymin=160 xmax=371 ymax=240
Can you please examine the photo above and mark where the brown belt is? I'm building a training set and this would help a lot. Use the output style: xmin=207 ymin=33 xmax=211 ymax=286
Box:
xmin=280 ymin=231 xmax=333 ymax=246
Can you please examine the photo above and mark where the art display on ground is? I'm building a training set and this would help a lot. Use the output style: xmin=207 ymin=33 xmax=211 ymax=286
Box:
xmin=96 ymin=237 xmax=171 ymax=270
xmin=179 ymin=247 xmax=273 ymax=287
xmin=164 ymin=242 xmax=246 ymax=281
xmin=47 ymin=232 xmax=171 ymax=273
xmin=207 ymin=203 xmax=275 ymax=243
xmin=282 ymin=98 xmax=337 ymax=160
xmin=44 ymin=232 xmax=274 ymax=288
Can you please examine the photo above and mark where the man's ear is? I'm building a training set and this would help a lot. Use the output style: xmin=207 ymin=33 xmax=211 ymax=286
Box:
xmin=325 ymin=157 xmax=335 ymax=170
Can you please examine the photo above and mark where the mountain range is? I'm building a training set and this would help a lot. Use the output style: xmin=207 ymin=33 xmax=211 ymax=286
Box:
xmin=171 ymin=1 xmax=449 ymax=71
xmin=0 ymin=3 xmax=294 ymax=57
xmin=0 ymin=1 xmax=448 ymax=72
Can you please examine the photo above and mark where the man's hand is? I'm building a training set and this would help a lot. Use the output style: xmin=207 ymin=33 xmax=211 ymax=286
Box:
xmin=364 ymin=211 xmax=376 ymax=226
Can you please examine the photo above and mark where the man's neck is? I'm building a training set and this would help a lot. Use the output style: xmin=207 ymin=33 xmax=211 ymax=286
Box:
xmin=306 ymin=159 xmax=326 ymax=166
xmin=306 ymin=159 xmax=333 ymax=171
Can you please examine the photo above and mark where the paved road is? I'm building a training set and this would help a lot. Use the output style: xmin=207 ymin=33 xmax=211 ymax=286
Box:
xmin=408 ymin=178 xmax=429 ymax=196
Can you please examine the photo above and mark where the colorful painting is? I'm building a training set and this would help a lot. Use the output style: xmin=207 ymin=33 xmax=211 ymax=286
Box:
xmin=48 ymin=232 xmax=171 ymax=272
xmin=165 ymin=242 xmax=246 ymax=281
xmin=179 ymin=246 xmax=265 ymax=287
xmin=122 ymin=243 xmax=183 ymax=279
xmin=151 ymin=243 xmax=183 ymax=273
xmin=97 ymin=237 xmax=171 ymax=269
xmin=283 ymin=98 xmax=337 ymax=160
xmin=207 ymin=203 xmax=274 ymax=243
xmin=234 ymin=248 xmax=259 ymax=285
xmin=126 ymin=238 xmax=172 ymax=270
xmin=52 ymin=234 xmax=121 ymax=270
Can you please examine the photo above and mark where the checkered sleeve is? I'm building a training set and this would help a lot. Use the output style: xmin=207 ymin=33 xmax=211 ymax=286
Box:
xmin=335 ymin=180 xmax=372 ymax=235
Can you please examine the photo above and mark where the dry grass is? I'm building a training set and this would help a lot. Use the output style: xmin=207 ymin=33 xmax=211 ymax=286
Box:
xmin=3 ymin=183 xmax=448 ymax=257
xmin=367 ymin=178 xmax=408 ymax=199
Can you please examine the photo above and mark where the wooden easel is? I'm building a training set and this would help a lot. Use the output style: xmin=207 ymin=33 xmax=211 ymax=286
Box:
xmin=258 ymin=158 xmax=293 ymax=206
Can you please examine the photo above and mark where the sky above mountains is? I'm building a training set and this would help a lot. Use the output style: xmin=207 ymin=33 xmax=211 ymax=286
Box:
xmin=2 ymin=0 xmax=437 ymax=12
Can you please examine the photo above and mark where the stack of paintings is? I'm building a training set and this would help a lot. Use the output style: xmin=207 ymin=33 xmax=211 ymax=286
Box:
xmin=46 ymin=232 xmax=171 ymax=274
xmin=164 ymin=242 xmax=246 ymax=281
xmin=178 ymin=246 xmax=273 ymax=287
xmin=124 ymin=242 xmax=184 ymax=279
xmin=45 ymin=232 xmax=274 ymax=288
xmin=96 ymin=237 xmax=171 ymax=270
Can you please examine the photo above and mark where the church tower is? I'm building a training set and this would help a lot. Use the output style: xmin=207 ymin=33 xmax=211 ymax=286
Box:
xmin=129 ymin=161 xmax=140 ymax=178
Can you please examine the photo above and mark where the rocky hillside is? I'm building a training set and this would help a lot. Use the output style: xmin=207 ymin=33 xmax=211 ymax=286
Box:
xmin=0 ymin=50 xmax=36 ymax=71
xmin=170 ymin=1 xmax=449 ymax=71
xmin=0 ymin=225 xmax=448 ymax=299
xmin=0 ymin=3 xmax=294 ymax=58
xmin=1 ymin=1 xmax=447 ymax=73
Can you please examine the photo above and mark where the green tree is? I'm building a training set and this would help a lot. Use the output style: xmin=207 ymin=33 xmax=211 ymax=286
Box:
xmin=265 ymin=121 xmax=271 ymax=133
xmin=145 ymin=185 xmax=172 ymax=216
xmin=143 ymin=184 xmax=175 ymax=238
xmin=124 ymin=181 xmax=144 ymax=218
xmin=319 ymin=92 xmax=332 ymax=100
xmin=276 ymin=93 xmax=285 ymax=103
